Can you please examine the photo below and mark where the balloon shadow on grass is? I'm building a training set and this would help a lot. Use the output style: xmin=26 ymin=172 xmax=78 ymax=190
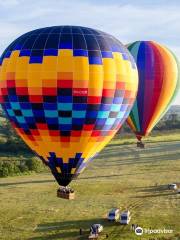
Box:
xmin=0 ymin=179 xmax=55 ymax=187
xmin=132 ymin=184 xmax=178 ymax=198
xmin=28 ymin=218 xmax=112 ymax=240
xmin=0 ymin=172 xmax=141 ymax=187
xmin=133 ymin=192 xmax=177 ymax=198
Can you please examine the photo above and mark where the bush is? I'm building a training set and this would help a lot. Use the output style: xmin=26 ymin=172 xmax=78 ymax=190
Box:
xmin=0 ymin=162 xmax=12 ymax=177
xmin=13 ymin=164 xmax=21 ymax=174
xmin=18 ymin=164 xmax=29 ymax=173
xmin=0 ymin=157 xmax=45 ymax=178
xmin=0 ymin=166 xmax=9 ymax=177
xmin=25 ymin=157 xmax=44 ymax=172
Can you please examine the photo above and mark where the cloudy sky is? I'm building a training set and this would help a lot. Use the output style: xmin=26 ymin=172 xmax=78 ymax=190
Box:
xmin=0 ymin=0 xmax=180 ymax=104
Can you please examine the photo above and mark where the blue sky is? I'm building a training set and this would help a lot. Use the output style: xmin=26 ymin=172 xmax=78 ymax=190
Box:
xmin=0 ymin=0 xmax=180 ymax=104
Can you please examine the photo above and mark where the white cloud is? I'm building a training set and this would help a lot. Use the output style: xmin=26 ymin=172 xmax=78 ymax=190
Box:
xmin=0 ymin=0 xmax=179 ymax=104
xmin=0 ymin=22 xmax=25 ymax=38
xmin=0 ymin=0 xmax=179 ymax=58
xmin=0 ymin=22 xmax=27 ymax=53
xmin=1 ymin=1 xmax=179 ymax=51
xmin=0 ymin=0 xmax=19 ymax=7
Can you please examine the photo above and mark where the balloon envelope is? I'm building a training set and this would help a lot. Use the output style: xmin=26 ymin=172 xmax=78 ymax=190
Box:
xmin=127 ymin=41 xmax=180 ymax=141
xmin=0 ymin=26 xmax=138 ymax=186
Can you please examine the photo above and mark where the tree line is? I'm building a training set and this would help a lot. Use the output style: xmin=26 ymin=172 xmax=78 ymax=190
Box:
xmin=0 ymin=111 xmax=180 ymax=177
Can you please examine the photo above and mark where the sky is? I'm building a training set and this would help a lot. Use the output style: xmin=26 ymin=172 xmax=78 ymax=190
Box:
xmin=0 ymin=0 xmax=180 ymax=104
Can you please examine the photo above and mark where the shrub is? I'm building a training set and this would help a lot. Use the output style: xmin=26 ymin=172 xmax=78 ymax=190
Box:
xmin=18 ymin=164 xmax=29 ymax=173
xmin=0 ymin=157 xmax=45 ymax=178
xmin=0 ymin=162 xmax=10 ymax=177
xmin=25 ymin=157 xmax=44 ymax=172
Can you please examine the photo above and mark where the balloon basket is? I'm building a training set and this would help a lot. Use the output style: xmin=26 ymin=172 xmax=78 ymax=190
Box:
xmin=57 ymin=187 xmax=75 ymax=200
xmin=137 ymin=141 xmax=145 ymax=149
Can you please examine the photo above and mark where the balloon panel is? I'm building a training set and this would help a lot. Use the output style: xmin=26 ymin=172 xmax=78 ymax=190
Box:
xmin=0 ymin=26 xmax=138 ymax=186
xmin=127 ymin=41 xmax=179 ymax=140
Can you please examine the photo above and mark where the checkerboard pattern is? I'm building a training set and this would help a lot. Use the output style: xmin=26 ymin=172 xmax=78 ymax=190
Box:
xmin=0 ymin=26 xmax=138 ymax=186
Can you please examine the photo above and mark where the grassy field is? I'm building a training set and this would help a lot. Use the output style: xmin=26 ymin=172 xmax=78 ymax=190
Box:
xmin=0 ymin=138 xmax=180 ymax=240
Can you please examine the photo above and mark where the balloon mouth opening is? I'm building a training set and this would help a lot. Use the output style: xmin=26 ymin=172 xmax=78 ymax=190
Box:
xmin=55 ymin=175 xmax=72 ymax=187
xmin=136 ymin=135 xmax=142 ymax=142
xmin=135 ymin=133 xmax=145 ymax=148
xmin=52 ymin=171 xmax=80 ymax=187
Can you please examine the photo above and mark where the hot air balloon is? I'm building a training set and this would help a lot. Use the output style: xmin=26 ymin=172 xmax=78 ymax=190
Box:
xmin=0 ymin=26 xmax=138 ymax=198
xmin=126 ymin=41 xmax=180 ymax=148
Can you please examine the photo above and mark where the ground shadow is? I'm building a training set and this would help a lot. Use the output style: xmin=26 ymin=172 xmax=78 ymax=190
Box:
xmin=136 ymin=185 xmax=168 ymax=193
xmin=97 ymin=151 xmax=180 ymax=167
xmin=78 ymin=172 xmax=145 ymax=181
xmin=98 ymin=142 xmax=180 ymax=166
xmin=133 ymin=192 xmax=178 ymax=198
xmin=132 ymin=184 xmax=179 ymax=198
xmin=0 ymin=172 xmax=145 ymax=187
xmin=28 ymin=218 xmax=113 ymax=240
xmin=0 ymin=179 xmax=55 ymax=187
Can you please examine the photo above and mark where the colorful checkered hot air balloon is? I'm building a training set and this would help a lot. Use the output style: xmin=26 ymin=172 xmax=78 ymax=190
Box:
xmin=0 ymin=26 xmax=138 ymax=188
xmin=127 ymin=41 xmax=180 ymax=145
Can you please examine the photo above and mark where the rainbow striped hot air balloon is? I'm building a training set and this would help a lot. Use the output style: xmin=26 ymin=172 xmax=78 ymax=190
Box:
xmin=127 ymin=41 xmax=180 ymax=144
xmin=0 ymin=26 xmax=138 ymax=188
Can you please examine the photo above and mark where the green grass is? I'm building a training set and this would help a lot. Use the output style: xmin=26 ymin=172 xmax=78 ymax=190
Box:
xmin=113 ymin=129 xmax=180 ymax=145
xmin=0 ymin=138 xmax=180 ymax=239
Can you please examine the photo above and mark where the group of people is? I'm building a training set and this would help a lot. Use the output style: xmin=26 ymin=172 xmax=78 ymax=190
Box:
xmin=79 ymin=227 xmax=109 ymax=239
xmin=58 ymin=186 xmax=74 ymax=194
xmin=90 ymin=225 xmax=99 ymax=235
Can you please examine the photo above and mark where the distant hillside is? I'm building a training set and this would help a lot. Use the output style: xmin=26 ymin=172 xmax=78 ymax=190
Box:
xmin=167 ymin=105 xmax=180 ymax=115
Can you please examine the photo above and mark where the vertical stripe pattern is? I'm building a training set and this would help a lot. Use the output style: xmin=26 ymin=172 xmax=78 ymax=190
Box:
xmin=127 ymin=41 xmax=179 ymax=141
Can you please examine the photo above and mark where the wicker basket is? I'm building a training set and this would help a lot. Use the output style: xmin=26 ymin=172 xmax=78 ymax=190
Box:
xmin=137 ymin=142 xmax=145 ymax=148
xmin=57 ymin=189 xmax=75 ymax=200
